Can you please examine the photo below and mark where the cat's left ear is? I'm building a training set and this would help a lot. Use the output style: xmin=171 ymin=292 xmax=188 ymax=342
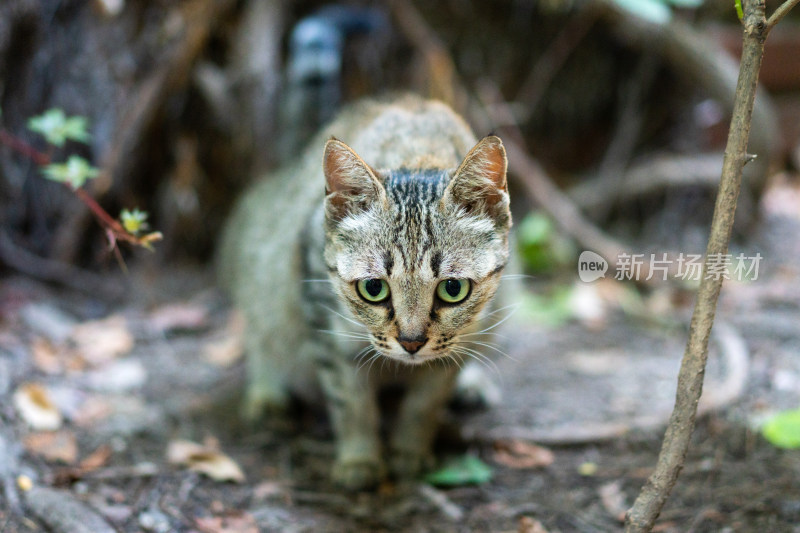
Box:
xmin=323 ymin=138 xmax=385 ymax=220
xmin=443 ymin=135 xmax=510 ymax=225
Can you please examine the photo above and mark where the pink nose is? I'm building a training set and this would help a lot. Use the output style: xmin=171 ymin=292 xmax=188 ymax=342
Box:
xmin=398 ymin=336 xmax=427 ymax=354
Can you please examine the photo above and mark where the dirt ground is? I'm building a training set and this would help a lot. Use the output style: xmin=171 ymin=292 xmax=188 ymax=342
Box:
xmin=1 ymin=190 xmax=800 ymax=533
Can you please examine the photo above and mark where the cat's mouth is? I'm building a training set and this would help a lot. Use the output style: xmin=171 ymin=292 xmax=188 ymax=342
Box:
xmin=371 ymin=340 xmax=451 ymax=365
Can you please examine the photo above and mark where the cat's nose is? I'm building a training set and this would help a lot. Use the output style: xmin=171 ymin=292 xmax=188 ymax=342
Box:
xmin=398 ymin=335 xmax=428 ymax=354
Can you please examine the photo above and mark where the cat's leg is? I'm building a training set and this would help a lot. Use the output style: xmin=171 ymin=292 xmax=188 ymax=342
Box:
xmin=316 ymin=356 xmax=384 ymax=490
xmin=389 ymin=365 xmax=458 ymax=479
xmin=242 ymin=333 xmax=290 ymax=421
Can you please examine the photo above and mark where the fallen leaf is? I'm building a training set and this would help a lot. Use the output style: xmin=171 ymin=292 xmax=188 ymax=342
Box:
xmin=148 ymin=303 xmax=209 ymax=333
xmin=203 ymin=311 xmax=244 ymax=367
xmin=598 ymin=480 xmax=628 ymax=522
xmin=14 ymin=383 xmax=63 ymax=430
xmin=493 ymin=440 xmax=555 ymax=469
xmin=167 ymin=440 xmax=245 ymax=483
xmin=195 ymin=513 xmax=258 ymax=533
xmin=79 ymin=445 xmax=112 ymax=471
xmin=518 ymin=516 xmax=549 ymax=533
xmin=70 ymin=315 xmax=133 ymax=365
xmin=71 ymin=396 xmax=114 ymax=427
xmin=424 ymin=455 xmax=492 ymax=486
xmin=203 ymin=335 xmax=243 ymax=367
xmin=84 ymin=359 xmax=147 ymax=392
xmin=17 ymin=475 xmax=33 ymax=492
xmin=578 ymin=462 xmax=598 ymax=476
xmin=23 ymin=431 xmax=78 ymax=463
xmin=30 ymin=337 xmax=63 ymax=374
xmin=252 ymin=481 xmax=285 ymax=501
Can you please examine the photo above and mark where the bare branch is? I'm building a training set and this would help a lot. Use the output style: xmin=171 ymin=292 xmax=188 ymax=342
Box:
xmin=624 ymin=0 xmax=789 ymax=529
xmin=767 ymin=0 xmax=800 ymax=31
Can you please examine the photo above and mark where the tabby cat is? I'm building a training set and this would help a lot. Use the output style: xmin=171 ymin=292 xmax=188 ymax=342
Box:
xmin=219 ymin=94 xmax=512 ymax=490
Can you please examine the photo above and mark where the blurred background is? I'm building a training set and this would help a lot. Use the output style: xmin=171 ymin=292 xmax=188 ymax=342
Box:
xmin=1 ymin=0 xmax=798 ymax=284
xmin=2 ymin=1 xmax=800 ymax=531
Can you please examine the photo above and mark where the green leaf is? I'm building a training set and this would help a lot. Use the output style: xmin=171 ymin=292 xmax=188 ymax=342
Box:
xmin=762 ymin=408 xmax=800 ymax=449
xmin=517 ymin=212 xmax=576 ymax=274
xmin=424 ymin=455 xmax=492 ymax=486
xmin=28 ymin=108 xmax=91 ymax=147
xmin=41 ymin=155 xmax=99 ymax=188
xmin=734 ymin=0 xmax=743 ymax=20
xmin=120 ymin=208 xmax=150 ymax=235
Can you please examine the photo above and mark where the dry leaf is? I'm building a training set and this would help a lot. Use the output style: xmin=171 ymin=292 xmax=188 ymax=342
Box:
xmin=203 ymin=335 xmax=243 ymax=367
xmin=167 ymin=439 xmax=245 ymax=483
xmin=30 ymin=337 xmax=63 ymax=374
xmin=148 ymin=303 xmax=209 ymax=333
xmin=79 ymin=445 xmax=112 ymax=471
xmin=14 ymin=383 xmax=63 ymax=430
xmin=518 ymin=516 xmax=549 ymax=533
xmin=71 ymin=396 xmax=114 ymax=427
xmin=598 ymin=481 xmax=628 ymax=522
xmin=195 ymin=513 xmax=258 ymax=533
xmin=23 ymin=431 xmax=78 ymax=464
xmin=70 ymin=315 xmax=133 ymax=365
xmin=493 ymin=440 xmax=555 ymax=469
xmin=17 ymin=475 xmax=33 ymax=492
xmin=203 ymin=311 xmax=244 ymax=366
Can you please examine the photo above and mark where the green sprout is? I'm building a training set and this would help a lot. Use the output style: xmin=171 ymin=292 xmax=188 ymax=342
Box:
xmin=28 ymin=108 xmax=91 ymax=147
xmin=41 ymin=155 xmax=99 ymax=188
xmin=120 ymin=208 xmax=150 ymax=235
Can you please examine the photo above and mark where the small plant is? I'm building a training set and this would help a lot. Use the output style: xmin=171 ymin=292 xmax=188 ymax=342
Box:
xmin=0 ymin=107 xmax=162 ymax=257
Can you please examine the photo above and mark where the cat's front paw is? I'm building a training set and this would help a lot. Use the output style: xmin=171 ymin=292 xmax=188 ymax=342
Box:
xmin=389 ymin=450 xmax=435 ymax=480
xmin=332 ymin=458 xmax=385 ymax=491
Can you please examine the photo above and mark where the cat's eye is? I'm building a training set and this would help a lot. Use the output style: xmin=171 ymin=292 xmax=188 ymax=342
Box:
xmin=356 ymin=278 xmax=390 ymax=303
xmin=436 ymin=279 xmax=470 ymax=304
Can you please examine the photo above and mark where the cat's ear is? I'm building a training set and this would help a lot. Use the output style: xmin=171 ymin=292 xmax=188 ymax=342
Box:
xmin=443 ymin=135 xmax=509 ymax=224
xmin=323 ymin=138 xmax=385 ymax=220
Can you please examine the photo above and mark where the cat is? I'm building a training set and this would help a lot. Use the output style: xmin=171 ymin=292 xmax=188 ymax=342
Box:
xmin=218 ymin=94 xmax=512 ymax=490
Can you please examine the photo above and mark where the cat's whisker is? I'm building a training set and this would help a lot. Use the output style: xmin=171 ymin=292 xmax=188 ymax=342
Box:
xmin=501 ymin=274 xmax=534 ymax=280
xmin=356 ymin=349 xmax=379 ymax=374
xmin=319 ymin=329 xmax=372 ymax=341
xmin=320 ymin=305 xmax=368 ymax=330
xmin=353 ymin=344 xmax=375 ymax=363
xmin=472 ymin=304 xmax=520 ymax=334
xmin=457 ymin=345 xmax=500 ymax=375
xmin=449 ymin=346 xmax=499 ymax=376
xmin=460 ymin=340 xmax=517 ymax=362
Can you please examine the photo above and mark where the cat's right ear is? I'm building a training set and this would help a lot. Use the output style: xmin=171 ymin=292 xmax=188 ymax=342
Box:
xmin=323 ymin=138 xmax=385 ymax=220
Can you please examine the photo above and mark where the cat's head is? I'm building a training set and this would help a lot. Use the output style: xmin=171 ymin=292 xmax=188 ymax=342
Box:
xmin=322 ymin=135 xmax=511 ymax=364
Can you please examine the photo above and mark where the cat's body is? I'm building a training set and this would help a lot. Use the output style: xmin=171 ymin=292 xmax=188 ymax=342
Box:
xmin=219 ymin=94 xmax=512 ymax=489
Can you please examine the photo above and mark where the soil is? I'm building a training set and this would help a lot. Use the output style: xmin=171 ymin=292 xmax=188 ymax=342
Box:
xmin=1 ymin=209 xmax=799 ymax=533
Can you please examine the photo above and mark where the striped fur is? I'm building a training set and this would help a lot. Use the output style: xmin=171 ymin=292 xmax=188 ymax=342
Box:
xmin=219 ymin=95 xmax=512 ymax=489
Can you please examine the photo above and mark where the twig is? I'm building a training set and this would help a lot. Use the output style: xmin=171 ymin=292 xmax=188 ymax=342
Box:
xmin=567 ymin=153 xmax=724 ymax=210
xmin=0 ymin=230 xmax=124 ymax=300
xmin=474 ymin=81 xmax=664 ymax=279
xmin=767 ymin=0 xmax=800 ymax=30
xmin=389 ymin=0 xmax=466 ymax=110
xmin=514 ymin=5 xmax=598 ymax=119
xmin=624 ymin=0 xmax=796 ymax=530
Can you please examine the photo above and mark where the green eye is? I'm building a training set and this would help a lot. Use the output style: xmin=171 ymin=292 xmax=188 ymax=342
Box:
xmin=436 ymin=279 xmax=470 ymax=303
xmin=357 ymin=279 xmax=390 ymax=302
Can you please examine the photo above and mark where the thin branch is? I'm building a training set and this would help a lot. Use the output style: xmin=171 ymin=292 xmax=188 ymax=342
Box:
xmin=0 ymin=127 xmax=160 ymax=252
xmin=767 ymin=0 xmax=800 ymax=31
xmin=624 ymin=0 xmax=797 ymax=530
